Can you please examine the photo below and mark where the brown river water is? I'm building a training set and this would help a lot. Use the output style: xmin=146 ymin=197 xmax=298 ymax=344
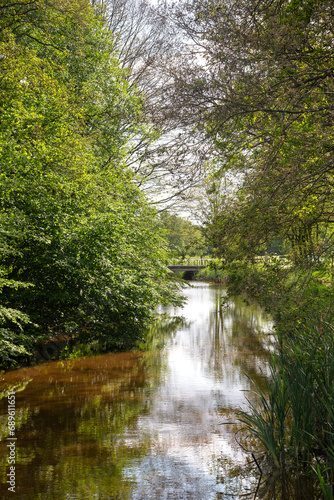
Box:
xmin=0 ymin=283 xmax=274 ymax=500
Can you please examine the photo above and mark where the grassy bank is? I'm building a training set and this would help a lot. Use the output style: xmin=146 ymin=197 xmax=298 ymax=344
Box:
xmin=200 ymin=258 xmax=334 ymax=496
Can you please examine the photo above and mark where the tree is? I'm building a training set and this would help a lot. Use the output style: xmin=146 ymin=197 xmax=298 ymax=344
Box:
xmin=167 ymin=0 xmax=334 ymax=262
xmin=0 ymin=0 xmax=183 ymax=367
xmin=92 ymin=0 xmax=211 ymax=212
xmin=161 ymin=212 xmax=207 ymax=259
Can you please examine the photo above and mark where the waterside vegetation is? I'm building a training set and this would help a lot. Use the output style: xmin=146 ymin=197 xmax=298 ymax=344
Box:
xmin=198 ymin=256 xmax=334 ymax=496
xmin=0 ymin=0 xmax=184 ymax=370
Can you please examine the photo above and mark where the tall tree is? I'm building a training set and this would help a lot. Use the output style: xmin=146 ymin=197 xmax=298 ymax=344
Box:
xmin=0 ymin=0 xmax=183 ymax=367
xmin=95 ymin=0 xmax=211 ymax=211
xmin=167 ymin=0 xmax=334 ymax=261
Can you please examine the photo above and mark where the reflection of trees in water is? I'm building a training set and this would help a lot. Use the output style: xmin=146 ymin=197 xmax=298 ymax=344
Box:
xmin=0 ymin=353 xmax=166 ymax=499
xmin=215 ymin=458 xmax=320 ymax=500
xmin=138 ymin=314 xmax=189 ymax=351
xmin=258 ymin=468 xmax=319 ymax=500
xmin=224 ymin=295 xmax=273 ymax=337
xmin=203 ymin=288 xmax=272 ymax=388
xmin=0 ymin=315 xmax=190 ymax=499
xmin=0 ymin=286 xmax=305 ymax=499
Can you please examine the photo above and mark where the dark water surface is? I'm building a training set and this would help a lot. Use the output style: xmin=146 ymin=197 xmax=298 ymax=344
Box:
xmin=0 ymin=283 xmax=273 ymax=499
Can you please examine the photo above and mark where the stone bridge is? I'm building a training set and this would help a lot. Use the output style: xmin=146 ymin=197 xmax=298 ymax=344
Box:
xmin=167 ymin=259 xmax=210 ymax=276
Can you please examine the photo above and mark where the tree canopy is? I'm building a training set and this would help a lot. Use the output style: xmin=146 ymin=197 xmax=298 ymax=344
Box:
xmin=160 ymin=212 xmax=207 ymax=259
xmin=0 ymin=0 xmax=183 ymax=367
xmin=168 ymin=0 xmax=334 ymax=262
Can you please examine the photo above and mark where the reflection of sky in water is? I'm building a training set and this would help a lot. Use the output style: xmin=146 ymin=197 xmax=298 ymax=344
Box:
xmin=125 ymin=455 xmax=252 ymax=500
xmin=0 ymin=283 xmax=272 ymax=499
xmin=124 ymin=283 xmax=272 ymax=498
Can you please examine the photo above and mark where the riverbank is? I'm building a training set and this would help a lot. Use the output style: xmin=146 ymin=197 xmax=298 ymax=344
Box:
xmin=201 ymin=257 xmax=334 ymax=496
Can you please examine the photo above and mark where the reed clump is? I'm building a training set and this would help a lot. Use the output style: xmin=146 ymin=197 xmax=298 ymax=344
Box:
xmin=243 ymin=313 xmax=334 ymax=496
xmin=224 ymin=261 xmax=334 ymax=496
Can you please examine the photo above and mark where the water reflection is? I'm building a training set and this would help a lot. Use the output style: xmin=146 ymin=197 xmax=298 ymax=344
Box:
xmin=126 ymin=284 xmax=272 ymax=499
xmin=0 ymin=283 xmax=273 ymax=499
xmin=258 ymin=470 xmax=321 ymax=500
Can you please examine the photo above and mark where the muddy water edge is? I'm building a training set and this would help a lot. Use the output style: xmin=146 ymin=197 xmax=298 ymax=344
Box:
xmin=0 ymin=283 xmax=276 ymax=499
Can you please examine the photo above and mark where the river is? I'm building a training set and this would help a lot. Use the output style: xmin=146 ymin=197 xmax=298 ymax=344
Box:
xmin=0 ymin=283 xmax=273 ymax=499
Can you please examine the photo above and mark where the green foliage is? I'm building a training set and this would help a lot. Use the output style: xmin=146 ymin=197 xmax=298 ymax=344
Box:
xmin=195 ymin=257 xmax=226 ymax=281
xmin=223 ymin=258 xmax=334 ymax=488
xmin=0 ymin=270 xmax=35 ymax=367
xmin=160 ymin=212 xmax=207 ymax=259
xmin=0 ymin=0 xmax=183 ymax=368
xmin=179 ymin=0 xmax=334 ymax=264
xmin=239 ymin=358 xmax=288 ymax=470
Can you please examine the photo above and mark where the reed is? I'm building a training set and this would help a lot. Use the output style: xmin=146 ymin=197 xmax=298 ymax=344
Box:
xmin=239 ymin=355 xmax=288 ymax=470
xmin=239 ymin=317 xmax=334 ymax=491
